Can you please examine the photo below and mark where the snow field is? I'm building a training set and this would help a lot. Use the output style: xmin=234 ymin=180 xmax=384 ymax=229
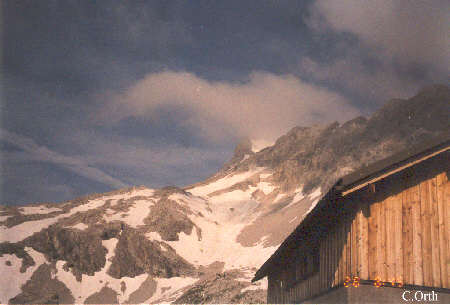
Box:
xmin=166 ymin=213 xmax=277 ymax=270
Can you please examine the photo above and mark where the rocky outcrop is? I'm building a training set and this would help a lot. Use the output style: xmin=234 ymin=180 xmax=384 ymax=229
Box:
xmin=143 ymin=197 xmax=197 ymax=241
xmin=9 ymin=263 xmax=75 ymax=304
xmin=84 ymin=286 xmax=119 ymax=304
xmin=23 ymin=226 xmax=107 ymax=281
xmin=107 ymin=227 xmax=195 ymax=278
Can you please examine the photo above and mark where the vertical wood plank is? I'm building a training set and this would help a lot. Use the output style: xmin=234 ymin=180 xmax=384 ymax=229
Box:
xmin=378 ymin=195 xmax=387 ymax=281
xmin=368 ymin=198 xmax=378 ymax=280
xmin=348 ymin=215 xmax=353 ymax=278
xmin=341 ymin=219 xmax=347 ymax=284
xmin=352 ymin=208 xmax=358 ymax=278
xmin=385 ymin=194 xmax=395 ymax=283
xmin=402 ymin=186 xmax=413 ymax=284
xmin=411 ymin=182 xmax=424 ymax=286
xmin=420 ymin=178 xmax=433 ymax=286
xmin=437 ymin=172 xmax=449 ymax=288
xmin=429 ymin=176 xmax=442 ymax=287
xmin=393 ymin=190 xmax=403 ymax=284
xmin=359 ymin=202 xmax=369 ymax=279
xmin=444 ymin=173 xmax=450 ymax=289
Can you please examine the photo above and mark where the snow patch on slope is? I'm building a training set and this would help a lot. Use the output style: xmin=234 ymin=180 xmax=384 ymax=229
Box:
xmin=167 ymin=215 xmax=277 ymax=270
xmin=19 ymin=206 xmax=62 ymax=215
xmin=188 ymin=169 xmax=264 ymax=197
xmin=0 ymin=217 xmax=64 ymax=243
xmin=301 ymin=188 xmax=322 ymax=217
xmin=251 ymin=139 xmax=274 ymax=152
xmin=257 ymin=181 xmax=276 ymax=195
xmin=0 ymin=196 xmax=115 ymax=243
xmin=241 ymin=154 xmax=251 ymax=162
xmin=103 ymin=199 xmax=155 ymax=228
xmin=0 ymin=247 xmax=46 ymax=303
xmin=69 ymin=223 xmax=89 ymax=230
xmin=145 ymin=231 xmax=163 ymax=242
xmin=108 ymin=189 xmax=155 ymax=207
xmin=283 ymin=186 xmax=305 ymax=210
xmin=309 ymin=187 xmax=322 ymax=200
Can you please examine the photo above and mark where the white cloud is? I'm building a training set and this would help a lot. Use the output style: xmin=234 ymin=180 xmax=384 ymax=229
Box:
xmin=0 ymin=129 xmax=127 ymax=189
xmin=98 ymin=70 xmax=360 ymax=142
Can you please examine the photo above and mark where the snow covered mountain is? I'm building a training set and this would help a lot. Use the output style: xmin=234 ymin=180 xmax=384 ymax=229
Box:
xmin=0 ymin=85 xmax=448 ymax=303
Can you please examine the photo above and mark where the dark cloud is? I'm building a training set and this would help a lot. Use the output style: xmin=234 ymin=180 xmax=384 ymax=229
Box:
xmin=301 ymin=0 xmax=449 ymax=109
xmin=1 ymin=1 xmax=447 ymax=204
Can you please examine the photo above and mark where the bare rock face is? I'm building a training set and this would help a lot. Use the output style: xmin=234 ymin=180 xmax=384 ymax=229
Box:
xmin=23 ymin=226 xmax=107 ymax=281
xmin=84 ymin=286 xmax=119 ymax=304
xmin=221 ymin=138 xmax=254 ymax=171
xmin=107 ymin=227 xmax=195 ymax=278
xmin=144 ymin=196 xmax=197 ymax=241
xmin=9 ymin=263 xmax=75 ymax=304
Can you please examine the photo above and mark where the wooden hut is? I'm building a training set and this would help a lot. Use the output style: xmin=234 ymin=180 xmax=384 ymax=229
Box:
xmin=252 ymin=135 xmax=450 ymax=303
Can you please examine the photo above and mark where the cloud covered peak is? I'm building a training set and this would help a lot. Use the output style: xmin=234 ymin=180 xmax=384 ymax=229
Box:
xmin=98 ymin=70 xmax=360 ymax=143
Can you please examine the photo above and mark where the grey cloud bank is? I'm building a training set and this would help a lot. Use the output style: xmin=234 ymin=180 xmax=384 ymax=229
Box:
xmin=1 ymin=0 xmax=448 ymax=204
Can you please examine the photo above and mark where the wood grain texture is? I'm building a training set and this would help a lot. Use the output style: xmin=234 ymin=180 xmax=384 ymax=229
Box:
xmin=437 ymin=173 xmax=449 ymax=288
xmin=411 ymin=182 xmax=424 ymax=285
xmin=420 ymin=178 xmax=433 ymax=286
xmin=430 ymin=176 xmax=442 ymax=287
xmin=393 ymin=191 xmax=404 ymax=284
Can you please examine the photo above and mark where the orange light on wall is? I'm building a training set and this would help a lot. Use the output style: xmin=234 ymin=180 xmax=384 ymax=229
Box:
xmin=352 ymin=276 xmax=360 ymax=287
xmin=373 ymin=278 xmax=383 ymax=288
xmin=344 ymin=276 xmax=352 ymax=287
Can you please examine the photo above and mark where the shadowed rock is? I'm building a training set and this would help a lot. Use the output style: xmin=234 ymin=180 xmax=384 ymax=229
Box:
xmin=9 ymin=263 xmax=75 ymax=304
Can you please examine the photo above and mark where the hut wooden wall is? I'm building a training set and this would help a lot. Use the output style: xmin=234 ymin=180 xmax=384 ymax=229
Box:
xmin=356 ymin=169 xmax=449 ymax=288
xmin=267 ymin=158 xmax=449 ymax=303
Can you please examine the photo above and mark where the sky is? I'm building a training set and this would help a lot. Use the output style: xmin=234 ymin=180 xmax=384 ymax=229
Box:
xmin=1 ymin=0 xmax=449 ymax=205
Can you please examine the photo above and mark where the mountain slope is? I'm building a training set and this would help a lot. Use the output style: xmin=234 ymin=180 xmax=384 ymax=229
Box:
xmin=0 ymin=85 xmax=448 ymax=303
